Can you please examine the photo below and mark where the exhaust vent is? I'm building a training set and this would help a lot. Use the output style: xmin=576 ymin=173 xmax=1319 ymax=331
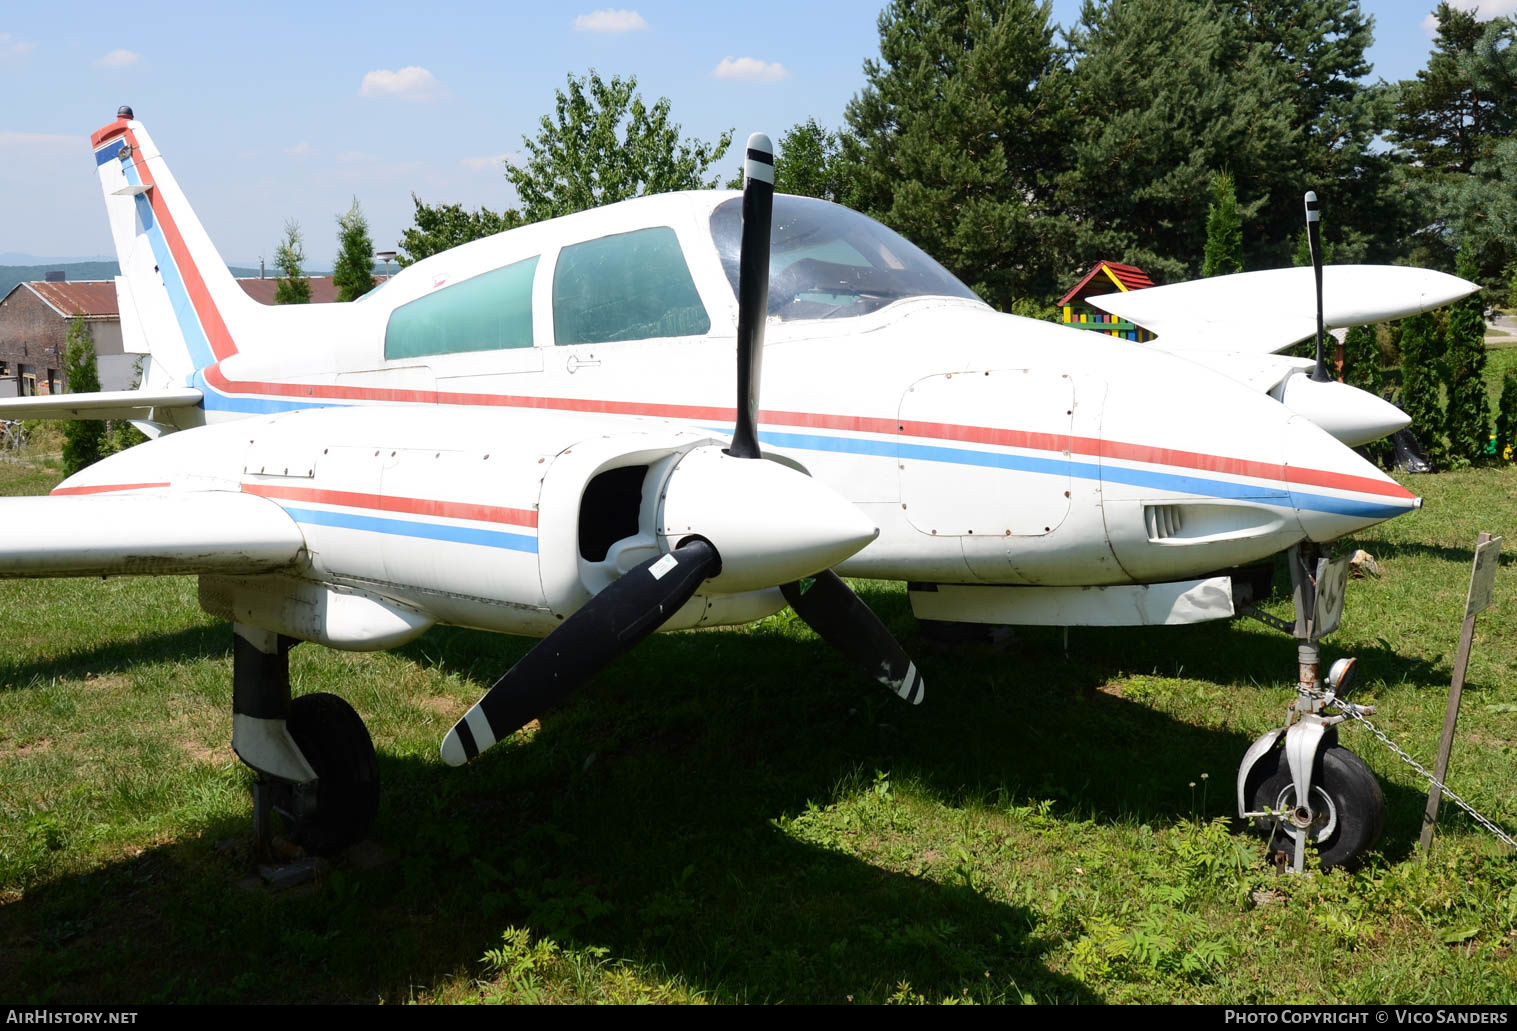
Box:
xmin=1145 ymin=504 xmax=1184 ymax=542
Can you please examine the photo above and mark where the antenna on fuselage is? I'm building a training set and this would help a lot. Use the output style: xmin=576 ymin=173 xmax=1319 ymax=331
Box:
xmin=1305 ymin=191 xmax=1329 ymax=383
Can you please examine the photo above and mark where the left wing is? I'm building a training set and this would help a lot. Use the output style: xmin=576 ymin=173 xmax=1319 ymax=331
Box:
xmin=1088 ymin=265 xmax=1478 ymax=355
xmin=0 ymin=387 xmax=203 ymax=423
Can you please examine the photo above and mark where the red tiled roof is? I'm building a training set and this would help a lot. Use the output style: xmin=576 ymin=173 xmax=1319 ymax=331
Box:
xmin=236 ymin=276 xmax=344 ymax=304
xmin=27 ymin=280 xmax=119 ymax=317
xmin=1057 ymin=261 xmax=1157 ymax=307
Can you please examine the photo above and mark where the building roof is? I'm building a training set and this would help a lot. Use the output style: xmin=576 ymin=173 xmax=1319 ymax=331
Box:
xmin=25 ymin=280 xmax=119 ymax=318
xmin=1058 ymin=261 xmax=1157 ymax=307
xmin=14 ymin=275 xmax=388 ymax=315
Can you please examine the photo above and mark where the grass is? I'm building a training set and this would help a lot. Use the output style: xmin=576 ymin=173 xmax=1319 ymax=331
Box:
xmin=2 ymin=431 xmax=1517 ymax=1004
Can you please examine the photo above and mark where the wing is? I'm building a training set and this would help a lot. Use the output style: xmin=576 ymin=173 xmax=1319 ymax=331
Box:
xmin=0 ymin=491 xmax=303 ymax=579
xmin=1088 ymin=265 xmax=1478 ymax=354
xmin=0 ymin=387 xmax=203 ymax=423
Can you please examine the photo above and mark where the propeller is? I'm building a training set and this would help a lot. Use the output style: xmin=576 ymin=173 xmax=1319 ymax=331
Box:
xmin=441 ymin=132 xmax=923 ymax=767
xmin=1305 ymin=191 xmax=1329 ymax=383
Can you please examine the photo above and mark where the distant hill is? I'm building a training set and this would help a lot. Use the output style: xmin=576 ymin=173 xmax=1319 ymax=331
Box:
xmin=0 ymin=262 xmax=267 ymax=303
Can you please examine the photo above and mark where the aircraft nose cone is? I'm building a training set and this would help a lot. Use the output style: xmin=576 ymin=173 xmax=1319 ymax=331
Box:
xmin=1284 ymin=416 xmax=1419 ymax=541
xmin=1278 ymin=374 xmax=1412 ymax=447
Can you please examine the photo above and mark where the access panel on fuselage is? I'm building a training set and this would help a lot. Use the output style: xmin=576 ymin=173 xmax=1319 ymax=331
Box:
xmin=898 ymin=369 xmax=1073 ymax=537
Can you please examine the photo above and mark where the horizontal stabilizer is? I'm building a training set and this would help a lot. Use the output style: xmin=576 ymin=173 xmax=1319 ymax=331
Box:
xmin=1089 ymin=266 xmax=1479 ymax=354
xmin=0 ymin=492 xmax=304 ymax=578
xmin=0 ymin=387 xmax=202 ymax=422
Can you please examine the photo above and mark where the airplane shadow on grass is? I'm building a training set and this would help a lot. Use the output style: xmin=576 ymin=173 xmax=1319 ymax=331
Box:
xmin=0 ymin=584 xmax=1434 ymax=1004
xmin=0 ymin=622 xmax=229 ymax=692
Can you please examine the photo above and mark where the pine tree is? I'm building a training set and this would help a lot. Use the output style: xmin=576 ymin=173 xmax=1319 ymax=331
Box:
xmin=845 ymin=0 xmax=1072 ymax=308
xmin=273 ymin=220 xmax=310 ymax=304
xmin=1399 ymin=312 xmax=1446 ymax=466
xmin=1443 ymin=252 xmax=1491 ymax=465
xmin=1201 ymin=170 xmax=1244 ymax=277
xmin=1496 ymin=370 xmax=1517 ymax=462
xmin=60 ymin=313 xmax=106 ymax=475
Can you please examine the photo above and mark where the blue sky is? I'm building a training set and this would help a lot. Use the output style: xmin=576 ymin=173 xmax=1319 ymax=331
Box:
xmin=0 ymin=0 xmax=1507 ymax=268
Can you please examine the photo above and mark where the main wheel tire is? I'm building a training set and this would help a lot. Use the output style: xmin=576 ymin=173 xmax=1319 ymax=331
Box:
xmin=1247 ymin=742 xmax=1385 ymax=870
xmin=283 ymin=692 xmax=380 ymax=855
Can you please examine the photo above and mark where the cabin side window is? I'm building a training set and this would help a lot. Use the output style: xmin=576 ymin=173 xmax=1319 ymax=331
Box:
xmin=384 ymin=255 xmax=538 ymax=360
xmin=552 ymin=227 xmax=710 ymax=345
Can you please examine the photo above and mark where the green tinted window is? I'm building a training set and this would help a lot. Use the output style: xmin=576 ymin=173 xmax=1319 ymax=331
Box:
xmin=385 ymin=256 xmax=538 ymax=360
xmin=553 ymin=227 xmax=710 ymax=345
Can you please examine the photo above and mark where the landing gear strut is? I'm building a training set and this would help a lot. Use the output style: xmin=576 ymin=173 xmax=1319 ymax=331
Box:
xmin=231 ymin=623 xmax=379 ymax=857
xmin=1237 ymin=543 xmax=1386 ymax=871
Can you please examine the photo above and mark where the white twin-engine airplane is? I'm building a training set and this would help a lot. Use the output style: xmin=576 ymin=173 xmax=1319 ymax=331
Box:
xmin=0 ymin=109 xmax=1476 ymax=867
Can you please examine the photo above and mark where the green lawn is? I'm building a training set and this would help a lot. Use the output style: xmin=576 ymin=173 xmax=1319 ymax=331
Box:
xmin=2 ymin=436 xmax=1515 ymax=1004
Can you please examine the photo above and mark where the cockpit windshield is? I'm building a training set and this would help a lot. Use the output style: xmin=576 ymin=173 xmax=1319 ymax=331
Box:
xmin=709 ymin=195 xmax=983 ymax=321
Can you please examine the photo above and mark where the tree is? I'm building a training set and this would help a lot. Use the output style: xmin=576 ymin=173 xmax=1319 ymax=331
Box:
xmin=333 ymin=199 xmax=376 ymax=302
xmin=1496 ymin=369 xmax=1517 ymax=462
xmin=397 ymin=196 xmax=523 ymax=266
xmin=772 ymin=119 xmax=857 ymax=204
xmin=1227 ymin=0 xmax=1401 ymax=264
xmin=1343 ymin=323 xmax=1391 ymax=467
xmin=1391 ymin=4 xmax=1516 ymax=176
xmin=1060 ymin=0 xmax=1298 ymax=282
xmin=61 ymin=313 xmax=105 ymax=476
xmin=1201 ymin=170 xmax=1244 ymax=277
xmin=845 ymin=0 xmax=1072 ymax=309
xmin=507 ymin=71 xmax=732 ymax=223
xmin=1443 ymin=252 xmax=1491 ymax=465
xmin=273 ymin=220 xmax=310 ymax=305
xmin=1399 ymin=312 xmax=1446 ymax=465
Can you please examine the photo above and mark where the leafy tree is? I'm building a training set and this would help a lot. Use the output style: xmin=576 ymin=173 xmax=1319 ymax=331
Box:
xmin=1496 ymin=369 xmax=1517 ymax=462
xmin=1443 ymin=253 xmax=1490 ymax=465
xmin=1060 ymin=0 xmax=1298 ymax=282
xmin=507 ymin=71 xmax=732 ymax=223
xmin=1201 ymin=170 xmax=1244 ymax=277
xmin=1399 ymin=312 xmax=1446 ymax=465
xmin=1435 ymin=136 xmax=1517 ymax=290
xmin=397 ymin=196 xmax=523 ymax=266
xmin=273 ymin=220 xmax=310 ymax=305
xmin=772 ymin=119 xmax=857 ymax=204
xmin=333 ymin=199 xmax=376 ymax=302
xmin=61 ymin=313 xmax=105 ymax=475
xmin=845 ymin=0 xmax=1072 ymax=309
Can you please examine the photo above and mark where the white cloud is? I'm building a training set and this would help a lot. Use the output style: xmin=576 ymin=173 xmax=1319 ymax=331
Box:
xmin=358 ymin=66 xmax=448 ymax=101
xmin=461 ymin=152 xmax=517 ymax=172
xmin=285 ymin=140 xmax=311 ymax=157
xmin=712 ymin=56 xmax=789 ymax=82
xmin=572 ymin=9 xmax=647 ymax=33
xmin=0 ymin=33 xmax=37 ymax=58
xmin=336 ymin=149 xmax=380 ymax=164
xmin=1425 ymin=0 xmax=1517 ymax=34
xmin=93 ymin=48 xmax=141 ymax=69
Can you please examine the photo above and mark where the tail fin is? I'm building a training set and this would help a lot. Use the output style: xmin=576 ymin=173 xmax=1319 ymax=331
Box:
xmin=92 ymin=109 xmax=256 ymax=388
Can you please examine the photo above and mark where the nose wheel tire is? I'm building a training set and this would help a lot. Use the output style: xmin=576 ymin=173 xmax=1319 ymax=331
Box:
xmin=1245 ymin=743 xmax=1385 ymax=870
xmin=280 ymin=692 xmax=380 ymax=855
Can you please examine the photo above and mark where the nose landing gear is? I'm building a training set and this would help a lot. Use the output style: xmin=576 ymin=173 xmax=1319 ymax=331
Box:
xmin=1237 ymin=543 xmax=1387 ymax=871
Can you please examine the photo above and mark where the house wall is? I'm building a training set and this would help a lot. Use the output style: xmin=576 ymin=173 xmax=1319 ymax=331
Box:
xmin=0 ymin=287 xmax=64 ymax=396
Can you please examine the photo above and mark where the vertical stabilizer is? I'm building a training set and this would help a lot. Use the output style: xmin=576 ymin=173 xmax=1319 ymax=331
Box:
xmin=92 ymin=109 xmax=255 ymax=386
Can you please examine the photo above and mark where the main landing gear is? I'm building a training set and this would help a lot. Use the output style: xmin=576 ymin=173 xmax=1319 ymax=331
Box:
xmin=231 ymin=623 xmax=379 ymax=857
xmin=1236 ymin=543 xmax=1387 ymax=871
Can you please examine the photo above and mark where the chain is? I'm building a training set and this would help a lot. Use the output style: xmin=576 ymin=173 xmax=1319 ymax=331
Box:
xmin=1341 ymin=705 xmax=1517 ymax=851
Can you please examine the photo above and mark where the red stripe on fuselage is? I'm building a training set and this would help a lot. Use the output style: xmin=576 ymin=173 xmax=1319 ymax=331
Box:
xmin=241 ymin=483 xmax=538 ymax=528
xmin=51 ymin=481 xmax=171 ymax=496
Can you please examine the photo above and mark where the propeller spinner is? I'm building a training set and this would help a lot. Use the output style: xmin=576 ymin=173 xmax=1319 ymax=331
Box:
xmin=441 ymin=133 xmax=923 ymax=768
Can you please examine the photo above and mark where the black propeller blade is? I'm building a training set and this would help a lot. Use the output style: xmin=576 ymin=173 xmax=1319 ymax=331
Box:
xmin=441 ymin=537 xmax=718 ymax=766
xmin=1305 ymin=191 xmax=1329 ymax=383
xmin=728 ymin=133 xmax=774 ymax=460
xmin=781 ymin=571 xmax=924 ymax=705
